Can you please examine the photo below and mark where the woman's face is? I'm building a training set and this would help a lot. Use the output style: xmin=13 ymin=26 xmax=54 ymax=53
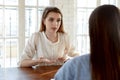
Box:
xmin=44 ymin=12 xmax=62 ymax=33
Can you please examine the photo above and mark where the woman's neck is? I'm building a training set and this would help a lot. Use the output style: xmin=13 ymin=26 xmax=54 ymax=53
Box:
xmin=45 ymin=31 xmax=58 ymax=42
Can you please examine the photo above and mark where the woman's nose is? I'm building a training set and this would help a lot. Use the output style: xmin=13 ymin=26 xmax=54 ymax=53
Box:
xmin=52 ymin=21 xmax=58 ymax=26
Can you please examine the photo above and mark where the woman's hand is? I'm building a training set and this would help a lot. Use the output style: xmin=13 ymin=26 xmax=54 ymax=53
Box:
xmin=36 ymin=57 xmax=56 ymax=65
xmin=57 ymin=57 xmax=67 ymax=63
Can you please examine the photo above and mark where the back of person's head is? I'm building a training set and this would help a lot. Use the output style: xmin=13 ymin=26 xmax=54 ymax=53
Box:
xmin=39 ymin=6 xmax=65 ymax=33
xmin=89 ymin=4 xmax=120 ymax=80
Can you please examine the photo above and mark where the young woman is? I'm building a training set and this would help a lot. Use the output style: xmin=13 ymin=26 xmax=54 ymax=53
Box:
xmin=54 ymin=5 xmax=120 ymax=80
xmin=18 ymin=7 xmax=79 ymax=67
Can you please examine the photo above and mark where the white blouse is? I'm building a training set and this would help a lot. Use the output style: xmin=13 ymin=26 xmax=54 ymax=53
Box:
xmin=19 ymin=31 xmax=78 ymax=66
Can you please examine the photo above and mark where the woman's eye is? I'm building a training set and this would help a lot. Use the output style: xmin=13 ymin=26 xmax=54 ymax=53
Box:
xmin=48 ymin=18 xmax=61 ymax=23
xmin=49 ymin=18 xmax=54 ymax=22
xmin=57 ymin=19 xmax=61 ymax=22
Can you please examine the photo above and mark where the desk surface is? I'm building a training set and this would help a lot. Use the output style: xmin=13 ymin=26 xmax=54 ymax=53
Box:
xmin=0 ymin=65 xmax=61 ymax=80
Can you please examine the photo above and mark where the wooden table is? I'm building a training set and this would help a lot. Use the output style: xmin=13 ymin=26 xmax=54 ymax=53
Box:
xmin=0 ymin=65 xmax=61 ymax=80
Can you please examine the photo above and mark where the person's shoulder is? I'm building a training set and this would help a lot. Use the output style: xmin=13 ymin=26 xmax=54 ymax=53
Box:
xmin=32 ymin=31 xmax=42 ymax=35
xmin=58 ymin=32 xmax=67 ymax=36
xmin=31 ymin=31 xmax=43 ymax=37
xmin=76 ymin=54 xmax=90 ymax=61
xmin=59 ymin=32 xmax=69 ymax=39
xmin=68 ymin=54 xmax=90 ymax=65
xmin=60 ymin=54 xmax=90 ymax=75
xmin=28 ymin=32 xmax=42 ymax=41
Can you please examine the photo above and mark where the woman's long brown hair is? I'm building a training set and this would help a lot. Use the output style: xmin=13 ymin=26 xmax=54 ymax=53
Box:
xmin=89 ymin=5 xmax=120 ymax=80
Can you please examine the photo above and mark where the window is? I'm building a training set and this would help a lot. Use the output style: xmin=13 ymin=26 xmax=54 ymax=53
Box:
xmin=0 ymin=0 xmax=18 ymax=68
xmin=76 ymin=0 xmax=117 ymax=55
xmin=0 ymin=0 xmax=49 ymax=68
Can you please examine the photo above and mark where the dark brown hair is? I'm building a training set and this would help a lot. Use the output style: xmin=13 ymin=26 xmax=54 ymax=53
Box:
xmin=89 ymin=5 xmax=120 ymax=80
xmin=39 ymin=6 xmax=65 ymax=33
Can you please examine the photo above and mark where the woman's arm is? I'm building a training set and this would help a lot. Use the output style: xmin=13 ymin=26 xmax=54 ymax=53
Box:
xmin=18 ymin=33 xmax=39 ymax=67
xmin=19 ymin=57 xmax=56 ymax=67
xmin=19 ymin=59 xmax=38 ymax=67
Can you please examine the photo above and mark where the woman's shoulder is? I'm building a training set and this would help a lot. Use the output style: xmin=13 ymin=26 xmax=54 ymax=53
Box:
xmin=31 ymin=31 xmax=43 ymax=38
xmin=74 ymin=54 xmax=90 ymax=61
xmin=32 ymin=31 xmax=42 ymax=35
xmin=67 ymin=54 xmax=90 ymax=67
xmin=28 ymin=32 xmax=43 ymax=42
xmin=58 ymin=32 xmax=69 ymax=39
xmin=58 ymin=32 xmax=68 ymax=36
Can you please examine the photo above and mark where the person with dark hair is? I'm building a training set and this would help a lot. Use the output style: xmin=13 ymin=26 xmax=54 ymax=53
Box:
xmin=54 ymin=5 xmax=120 ymax=80
xmin=18 ymin=7 xmax=79 ymax=67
